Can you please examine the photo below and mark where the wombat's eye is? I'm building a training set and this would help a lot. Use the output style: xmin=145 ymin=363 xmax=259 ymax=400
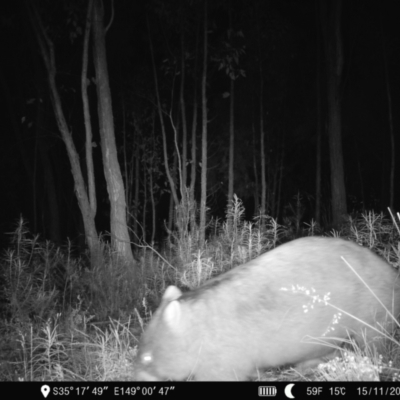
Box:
xmin=141 ymin=352 xmax=153 ymax=365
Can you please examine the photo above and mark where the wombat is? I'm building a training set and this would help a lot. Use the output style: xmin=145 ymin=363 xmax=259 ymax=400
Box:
xmin=135 ymin=237 xmax=400 ymax=381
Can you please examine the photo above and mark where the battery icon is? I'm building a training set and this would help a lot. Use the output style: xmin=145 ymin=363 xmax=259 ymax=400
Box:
xmin=258 ymin=386 xmax=277 ymax=397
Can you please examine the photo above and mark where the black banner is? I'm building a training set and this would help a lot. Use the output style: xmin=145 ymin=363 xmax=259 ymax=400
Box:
xmin=1 ymin=382 xmax=400 ymax=399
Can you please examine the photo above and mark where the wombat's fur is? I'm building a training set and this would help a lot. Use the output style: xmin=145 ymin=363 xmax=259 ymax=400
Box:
xmin=135 ymin=237 xmax=400 ymax=381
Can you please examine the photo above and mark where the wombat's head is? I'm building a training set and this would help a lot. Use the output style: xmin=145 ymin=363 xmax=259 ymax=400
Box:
xmin=135 ymin=286 xmax=198 ymax=381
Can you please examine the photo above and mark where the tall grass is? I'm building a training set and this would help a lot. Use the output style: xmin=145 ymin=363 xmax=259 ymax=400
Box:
xmin=0 ymin=205 xmax=399 ymax=381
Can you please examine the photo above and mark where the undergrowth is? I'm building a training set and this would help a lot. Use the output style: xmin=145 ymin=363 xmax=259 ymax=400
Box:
xmin=0 ymin=202 xmax=400 ymax=381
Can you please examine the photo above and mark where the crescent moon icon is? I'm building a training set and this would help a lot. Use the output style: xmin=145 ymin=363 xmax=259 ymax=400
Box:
xmin=285 ymin=383 xmax=295 ymax=399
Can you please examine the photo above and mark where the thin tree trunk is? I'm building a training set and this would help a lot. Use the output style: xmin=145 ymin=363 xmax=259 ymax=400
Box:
xmin=82 ymin=0 xmax=97 ymax=216
xmin=189 ymin=93 xmax=198 ymax=232
xmin=33 ymin=122 xmax=38 ymax=232
xmin=147 ymin=16 xmax=179 ymax=207
xmin=276 ymin=142 xmax=284 ymax=221
xmin=92 ymin=2 xmax=135 ymax=265
xmin=168 ymin=152 xmax=178 ymax=232
xmin=256 ymin=7 xmax=266 ymax=217
xmin=150 ymin=111 xmax=157 ymax=243
xmin=252 ymin=121 xmax=259 ymax=213
xmin=321 ymin=0 xmax=347 ymax=227
xmin=122 ymin=100 xmax=129 ymax=210
xmin=228 ymin=77 xmax=235 ymax=208
xmin=180 ymin=26 xmax=188 ymax=190
xmin=199 ymin=0 xmax=208 ymax=246
xmin=271 ymin=156 xmax=279 ymax=217
xmin=315 ymin=0 xmax=322 ymax=225
xmin=149 ymin=166 xmax=156 ymax=244
xmin=142 ymin=164 xmax=147 ymax=241
xmin=381 ymin=17 xmax=395 ymax=210
xmin=189 ymin=18 xmax=200 ymax=232
xmin=227 ymin=5 xmax=235 ymax=210
xmin=133 ymin=120 xmax=140 ymax=240
xmin=28 ymin=2 xmax=101 ymax=267
xmin=259 ymin=75 xmax=266 ymax=216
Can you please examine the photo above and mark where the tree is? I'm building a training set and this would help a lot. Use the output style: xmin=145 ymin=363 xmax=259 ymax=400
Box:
xmin=29 ymin=1 xmax=136 ymax=267
xmin=315 ymin=0 xmax=322 ymax=225
xmin=147 ymin=16 xmax=180 ymax=210
xmin=199 ymin=0 xmax=208 ymax=246
xmin=215 ymin=5 xmax=245 ymax=212
xmin=92 ymin=1 xmax=135 ymax=265
xmin=380 ymin=12 xmax=395 ymax=210
xmin=256 ymin=7 xmax=267 ymax=218
xmin=28 ymin=1 xmax=102 ymax=267
xmin=321 ymin=0 xmax=347 ymax=227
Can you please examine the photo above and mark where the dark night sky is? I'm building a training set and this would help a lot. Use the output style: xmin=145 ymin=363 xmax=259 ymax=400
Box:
xmin=0 ymin=0 xmax=399 ymax=248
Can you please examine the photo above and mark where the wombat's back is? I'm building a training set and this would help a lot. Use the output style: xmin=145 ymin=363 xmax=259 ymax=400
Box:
xmin=136 ymin=237 xmax=400 ymax=381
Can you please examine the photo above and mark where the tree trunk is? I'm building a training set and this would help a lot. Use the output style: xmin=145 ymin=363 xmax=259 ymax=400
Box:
xmin=252 ymin=121 xmax=259 ymax=213
xmin=315 ymin=0 xmax=322 ymax=225
xmin=199 ymin=0 xmax=208 ymax=246
xmin=150 ymin=111 xmax=157 ymax=243
xmin=276 ymin=142 xmax=284 ymax=221
xmin=92 ymin=2 xmax=135 ymax=265
xmin=256 ymin=7 xmax=266 ymax=217
xmin=271 ymin=156 xmax=278 ymax=217
xmin=168 ymin=152 xmax=178 ymax=232
xmin=321 ymin=0 xmax=347 ymax=227
xmin=142 ymin=163 xmax=147 ymax=241
xmin=227 ymin=5 xmax=235 ymax=211
xmin=28 ymin=2 xmax=101 ymax=267
xmin=259 ymin=78 xmax=266 ymax=216
xmin=228 ymin=77 xmax=235 ymax=208
xmin=189 ymin=19 xmax=200 ymax=233
xmin=122 ymin=100 xmax=129 ymax=213
xmin=133 ymin=122 xmax=140 ymax=241
xmin=381 ymin=17 xmax=395 ymax=210
xmin=147 ymin=16 xmax=179 ymax=207
xmin=82 ymin=0 xmax=97 ymax=217
xmin=180 ymin=27 xmax=188 ymax=190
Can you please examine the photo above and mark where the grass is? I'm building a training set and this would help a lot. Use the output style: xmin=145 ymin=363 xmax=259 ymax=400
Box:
xmin=1 ymin=202 xmax=400 ymax=381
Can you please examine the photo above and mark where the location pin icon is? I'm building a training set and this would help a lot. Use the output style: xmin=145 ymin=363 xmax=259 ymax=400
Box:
xmin=41 ymin=385 xmax=50 ymax=398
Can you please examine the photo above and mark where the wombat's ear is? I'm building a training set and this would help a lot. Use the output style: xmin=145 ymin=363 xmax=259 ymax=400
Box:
xmin=163 ymin=299 xmax=182 ymax=330
xmin=163 ymin=285 xmax=182 ymax=301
